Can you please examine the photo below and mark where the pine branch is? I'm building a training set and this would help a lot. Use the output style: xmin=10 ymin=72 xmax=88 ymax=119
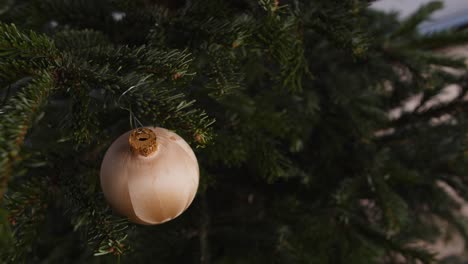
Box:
xmin=406 ymin=51 xmax=466 ymax=68
xmin=0 ymin=60 xmax=39 ymax=85
xmin=67 ymin=80 xmax=101 ymax=146
xmin=2 ymin=174 xmax=50 ymax=263
xmin=255 ymin=2 xmax=310 ymax=92
xmin=37 ymin=32 xmax=216 ymax=146
xmin=148 ymin=1 xmax=309 ymax=92
xmin=406 ymin=30 xmax=468 ymax=50
xmin=198 ymin=46 xmax=244 ymax=97
xmin=350 ymin=212 xmax=435 ymax=263
xmin=57 ymin=165 xmax=130 ymax=256
xmin=373 ymin=176 xmax=409 ymax=236
xmin=390 ymin=1 xmax=443 ymax=38
xmin=304 ymin=1 xmax=370 ymax=58
xmin=388 ymin=96 xmax=467 ymax=130
xmin=0 ymin=73 xmax=54 ymax=203
xmin=0 ymin=23 xmax=57 ymax=63
xmin=0 ymin=207 xmax=12 ymax=249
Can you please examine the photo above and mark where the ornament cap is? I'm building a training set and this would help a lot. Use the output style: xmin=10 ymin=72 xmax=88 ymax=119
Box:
xmin=129 ymin=128 xmax=157 ymax=157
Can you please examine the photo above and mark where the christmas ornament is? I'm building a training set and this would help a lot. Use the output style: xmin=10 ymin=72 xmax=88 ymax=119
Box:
xmin=100 ymin=127 xmax=199 ymax=225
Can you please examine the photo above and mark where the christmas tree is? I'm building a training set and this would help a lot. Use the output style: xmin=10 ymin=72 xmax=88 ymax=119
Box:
xmin=1 ymin=0 xmax=468 ymax=263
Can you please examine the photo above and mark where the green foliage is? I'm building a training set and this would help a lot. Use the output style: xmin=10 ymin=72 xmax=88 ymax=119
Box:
xmin=57 ymin=166 xmax=130 ymax=258
xmin=0 ymin=23 xmax=56 ymax=60
xmin=1 ymin=0 xmax=468 ymax=263
xmin=0 ymin=207 xmax=12 ymax=248
xmin=391 ymin=1 xmax=443 ymax=38
xmin=0 ymin=73 xmax=54 ymax=199
xmin=2 ymin=174 xmax=50 ymax=262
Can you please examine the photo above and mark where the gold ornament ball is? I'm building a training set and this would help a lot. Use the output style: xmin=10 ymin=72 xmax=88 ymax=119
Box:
xmin=100 ymin=127 xmax=199 ymax=225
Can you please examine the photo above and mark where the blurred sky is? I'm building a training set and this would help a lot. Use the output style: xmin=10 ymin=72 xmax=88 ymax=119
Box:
xmin=371 ymin=0 xmax=468 ymax=32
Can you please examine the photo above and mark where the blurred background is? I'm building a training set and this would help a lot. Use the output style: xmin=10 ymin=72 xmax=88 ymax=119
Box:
xmin=374 ymin=1 xmax=468 ymax=262
xmin=372 ymin=0 xmax=468 ymax=32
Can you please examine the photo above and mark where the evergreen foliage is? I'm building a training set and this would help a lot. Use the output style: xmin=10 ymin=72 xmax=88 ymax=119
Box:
xmin=1 ymin=0 xmax=468 ymax=263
